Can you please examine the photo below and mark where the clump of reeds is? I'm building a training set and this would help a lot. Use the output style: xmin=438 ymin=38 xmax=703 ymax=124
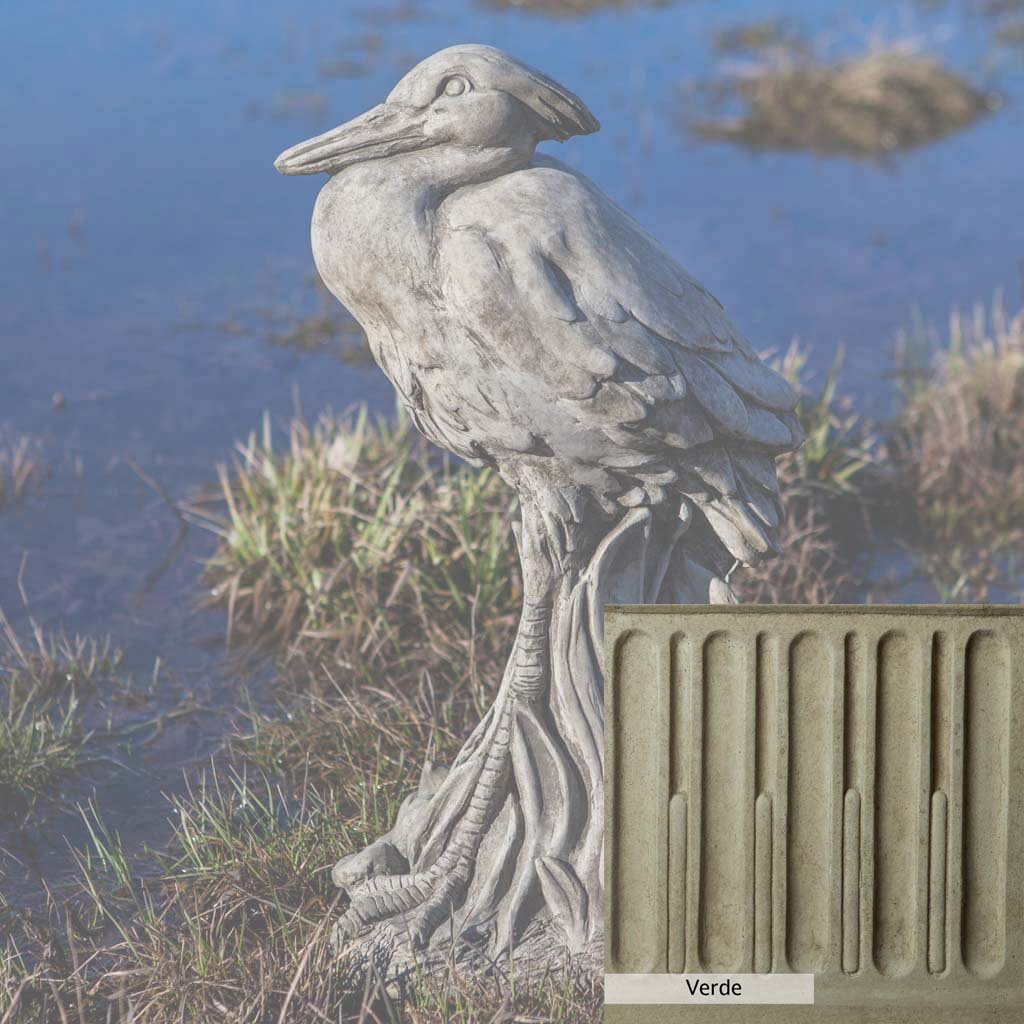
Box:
xmin=0 ymin=434 xmax=44 ymax=507
xmin=269 ymin=309 xmax=366 ymax=358
xmin=694 ymin=43 xmax=996 ymax=157
xmin=480 ymin=0 xmax=666 ymax=15
xmin=0 ymin=697 xmax=80 ymax=815
xmin=892 ymin=299 xmax=1024 ymax=598
xmin=712 ymin=18 xmax=809 ymax=58
xmin=203 ymin=405 xmax=521 ymax=689
xmin=0 ymin=615 xmax=121 ymax=698
xmin=266 ymin=272 xmax=374 ymax=365
xmin=246 ymin=91 xmax=328 ymax=122
xmin=730 ymin=504 xmax=849 ymax=604
xmin=730 ymin=343 xmax=876 ymax=603
xmin=0 ymin=612 xmax=123 ymax=813
xmin=995 ymin=20 xmax=1024 ymax=49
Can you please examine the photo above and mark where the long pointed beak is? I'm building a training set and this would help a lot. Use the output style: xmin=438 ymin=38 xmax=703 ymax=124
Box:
xmin=274 ymin=102 xmax=428 ymax=176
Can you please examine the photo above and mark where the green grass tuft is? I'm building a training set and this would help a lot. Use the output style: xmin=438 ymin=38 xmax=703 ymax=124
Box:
xmin=0 ymin=613 xmax=123 ymax=814
xmin=202 ymin=405 xmax=521 ymax=689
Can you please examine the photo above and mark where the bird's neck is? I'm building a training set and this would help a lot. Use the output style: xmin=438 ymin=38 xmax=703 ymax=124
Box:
xmin=402 ymin=142 xmax=537 ymax=194
xmin=311 ymin=145 xmax=529 ymax=404
xmin=313 ymin=142 xmax=534 ymax=316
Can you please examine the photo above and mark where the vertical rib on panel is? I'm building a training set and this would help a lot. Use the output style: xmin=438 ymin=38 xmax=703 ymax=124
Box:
xmin=609 ymin=629 xmax=662 ymax=972
xmin=929 ymin=791 xmax=948 ymax=975
xmin=754 ymin=793 xmax=773 ymax=973
xmin=668 ymin=794 xmax=688 ymax=972
xmin=786 ymin=631 xmax=835 ymax=973
xmin=842 ymin=789 xmax=862 ymax=974
xmin=915 ymin=627 xmax=932 ymax=973
xmin=873 ymin=631 xmax=922 ymax=977
xmin=699 ymin=632 xmax=750 ymax=971
xmin=962 ymin=631 xmax=1011 ymax=978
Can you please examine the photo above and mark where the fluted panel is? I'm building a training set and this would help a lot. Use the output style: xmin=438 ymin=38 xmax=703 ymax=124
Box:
xmin=605 ymin=606 xmax=1023 ymax=1017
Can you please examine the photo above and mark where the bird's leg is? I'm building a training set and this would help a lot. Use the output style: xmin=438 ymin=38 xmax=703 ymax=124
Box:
xmin=334 ymin=583 xmax=553 ymax=951
xmin=331 ymin=496 xmax=666 ymax=960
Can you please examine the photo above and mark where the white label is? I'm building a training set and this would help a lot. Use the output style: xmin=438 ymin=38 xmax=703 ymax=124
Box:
xmin=605 ymin=973 xmax=815 ymax=1005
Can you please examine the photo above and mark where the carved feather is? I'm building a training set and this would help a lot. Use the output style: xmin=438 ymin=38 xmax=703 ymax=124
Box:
xmin=536 ymin=856 xmax=589 ymax=949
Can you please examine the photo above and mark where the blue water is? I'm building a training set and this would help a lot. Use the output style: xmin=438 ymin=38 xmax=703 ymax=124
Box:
xmin=1 ymin=0 xmax=1022 ymax=899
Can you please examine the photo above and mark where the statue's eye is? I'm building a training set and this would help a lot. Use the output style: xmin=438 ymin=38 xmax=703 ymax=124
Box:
xmin=443 ymin=76 xmax=469 ymax=97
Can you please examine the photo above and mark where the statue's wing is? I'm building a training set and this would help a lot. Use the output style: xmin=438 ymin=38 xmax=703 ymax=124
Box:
xmin=438 ymin=162 xmax=803 ymax=564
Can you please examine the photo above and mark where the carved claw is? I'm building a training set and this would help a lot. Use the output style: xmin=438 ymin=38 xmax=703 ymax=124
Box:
xmin=331 ymin=757 xmax=449 ymax=910
xmin=332 ymin=838 xmax=408 ymax=890
xmin=332 ymin=703 xmax=516 ymax=950
xmin=334 ymin=867 xmax=449 ymax=950
xmin=330 ymin=594 xmax=550 ymax=954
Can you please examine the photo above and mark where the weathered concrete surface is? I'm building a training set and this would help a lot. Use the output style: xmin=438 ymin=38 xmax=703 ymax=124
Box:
xmin=605 ymin=605 xmax=1024 ymax=1022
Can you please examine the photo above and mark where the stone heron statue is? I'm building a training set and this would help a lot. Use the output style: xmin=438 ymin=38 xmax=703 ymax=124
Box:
xmin=275 ymin=44 xmax=801 ymax=960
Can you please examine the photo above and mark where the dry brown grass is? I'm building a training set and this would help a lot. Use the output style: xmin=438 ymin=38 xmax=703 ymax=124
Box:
xmin=479 ymin=0 xmax=669 ymax=15
xmin=892 ymin=300 xmax=1024 ymax=598
xmin=731 ymin=344 xmax=876 ymax=603
xmin=994 ymin=19 xmax=1024 ymax=49
xmin=1 ymin=683 xmax=600 ymax=1024
xmin=246 ymin=91 xmax=328 ymax=122
xmin=694 ymin=44 xmax=996 ymax=157
xmin=0 ymin=433 xmax=44 ymax=507
xmin=712 ymin=18 xmax=809 ymax=58
xmin=105 ymin=409 xmax=592 ymax=1020
xmin=730 ymin=504 xmax=849 ymax=604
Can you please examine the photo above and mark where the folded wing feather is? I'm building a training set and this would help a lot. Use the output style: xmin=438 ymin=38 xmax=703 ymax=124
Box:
xmin=439 ymin=160 xmax=803 ymax=564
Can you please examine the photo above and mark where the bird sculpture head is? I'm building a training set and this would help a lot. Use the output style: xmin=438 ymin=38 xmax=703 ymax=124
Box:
xmin=274 ymin=44 xmax=599 ymax=177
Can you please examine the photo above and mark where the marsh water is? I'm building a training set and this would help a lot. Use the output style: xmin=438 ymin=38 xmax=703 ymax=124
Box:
xmin=2 ymin=0 xmax=1022 ymax=908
